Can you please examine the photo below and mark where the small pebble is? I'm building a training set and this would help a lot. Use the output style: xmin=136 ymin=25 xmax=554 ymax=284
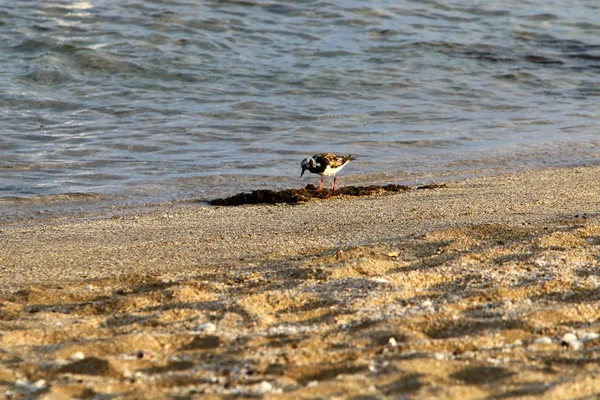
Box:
xmin=388 ymin=337 xmax=398 ymax=347
xmin=70 ymin=351 xmax=85 ymax=361
xmin=53 ymin=358 xmax=69 ymax=366
xmin=580 ymin=332 xmax=600 ymax=342
xmin=421 ymin=300 xmax=433 ymax=308
xmin=14 ymin=379 xmax=28 ymax=388
xmin=31 ymin=380 xmax=48 ymax=391
xmin=561 ymin=333 xmax=582 ymax=350
xmin=256 ymin=381 xmax=273 ymax=393
xmin=561 ymin=333 xmax=578 ymax=343
xmin=134 ymin=371 xmax=147 ymax=378
xmin=370 ymin=277 xmax=389 ymax=283
xmin=14 ymin=379 xmax=47 ymax=393
xmin=534 ymin=258 xmax=548 ymax=267
xmin=197 ymin=322 xmax=217 ymax=334
xmin=534 ymin=337 xmax=552 ymax=344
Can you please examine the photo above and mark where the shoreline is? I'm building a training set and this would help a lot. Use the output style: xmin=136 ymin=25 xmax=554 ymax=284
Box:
xmin=2 ymin=164 xmax=600 ymax=398
xmin=3 ymin=150 xmax=600 ymax=226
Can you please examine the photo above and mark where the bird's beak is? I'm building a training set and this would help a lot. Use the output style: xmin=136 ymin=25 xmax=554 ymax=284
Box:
xmin=300 ymin=167 xmax=306 ymax=177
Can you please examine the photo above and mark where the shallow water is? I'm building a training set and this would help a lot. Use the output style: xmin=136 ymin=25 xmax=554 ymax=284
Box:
xmin=2 ymin=0 xmax=600 ymax=220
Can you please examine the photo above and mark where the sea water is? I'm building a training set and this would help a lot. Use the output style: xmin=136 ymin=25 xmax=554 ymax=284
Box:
xmin=2 ymin=0 xmax=600 ymax=221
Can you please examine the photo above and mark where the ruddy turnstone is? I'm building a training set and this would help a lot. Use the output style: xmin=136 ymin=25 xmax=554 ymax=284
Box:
xmin=300 ymin=153 xmax=356 ymax=191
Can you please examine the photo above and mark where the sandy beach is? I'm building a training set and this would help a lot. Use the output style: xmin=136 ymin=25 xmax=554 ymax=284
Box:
xmin=2 ymin=165 xmax=600 ymax=399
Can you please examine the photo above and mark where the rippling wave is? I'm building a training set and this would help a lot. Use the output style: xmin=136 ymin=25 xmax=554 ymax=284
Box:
xmin=2 ymin=0 xmax=600 ymax=215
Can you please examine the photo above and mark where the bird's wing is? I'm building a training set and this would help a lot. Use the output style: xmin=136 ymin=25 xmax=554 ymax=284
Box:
xmin=318 ymin=153 xmax=339 ymax=167
xmin=320 ymin=153 xmax=355 ymax=168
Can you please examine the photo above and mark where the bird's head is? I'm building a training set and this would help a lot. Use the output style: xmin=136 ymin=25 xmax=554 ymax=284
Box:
xmin=300 ymin=157 xmax=310 ymax=177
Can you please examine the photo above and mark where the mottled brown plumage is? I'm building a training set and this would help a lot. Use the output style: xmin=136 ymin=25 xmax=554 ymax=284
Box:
xmin=300 ymin=153 xmax=356 ymax=191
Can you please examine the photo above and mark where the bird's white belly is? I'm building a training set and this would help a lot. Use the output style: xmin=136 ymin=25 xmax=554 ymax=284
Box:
xmin=321 ymin=164 xmax=346 ymax=176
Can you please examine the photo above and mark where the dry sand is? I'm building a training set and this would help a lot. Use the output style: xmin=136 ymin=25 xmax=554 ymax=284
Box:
xmin=2 ymin=165 xmax=600 ymax=398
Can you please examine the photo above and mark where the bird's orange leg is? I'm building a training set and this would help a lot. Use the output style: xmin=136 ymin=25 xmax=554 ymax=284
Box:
xmin=332 ymin=176 xmax=337 ymax=191
xmin=317 ymin=177 xmax=324 ymax=191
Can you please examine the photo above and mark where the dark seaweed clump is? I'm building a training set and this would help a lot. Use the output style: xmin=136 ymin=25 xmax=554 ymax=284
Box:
xmin=209 ymin=183 xmax=446 ymax=206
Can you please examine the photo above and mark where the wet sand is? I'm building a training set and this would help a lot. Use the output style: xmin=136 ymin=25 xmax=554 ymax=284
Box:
xmin=2 ymin=165 xmax=600 ymax=398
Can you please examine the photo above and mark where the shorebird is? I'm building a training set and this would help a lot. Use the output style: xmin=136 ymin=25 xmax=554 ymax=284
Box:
xmin=300 ymin=153 xmax=356 ymax=191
